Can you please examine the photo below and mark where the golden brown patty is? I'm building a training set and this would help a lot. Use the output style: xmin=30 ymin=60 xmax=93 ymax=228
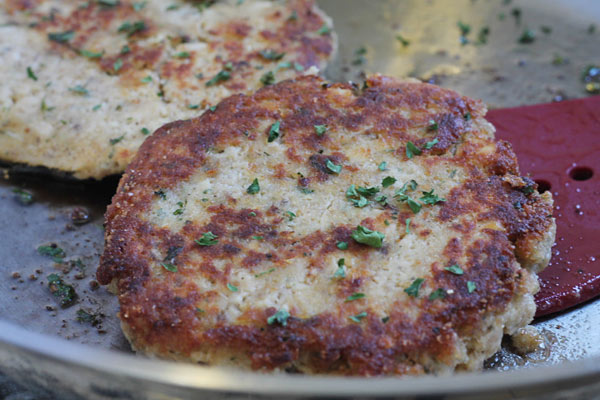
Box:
xmin=98 ymin=74 xmax=555 ymax=376
xmin=0 ymin=0 xmax=336 ymax=179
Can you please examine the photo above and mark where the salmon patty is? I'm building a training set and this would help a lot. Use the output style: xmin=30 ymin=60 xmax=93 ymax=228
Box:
xmin=0 ymin=0 xmax=336 ymax=179
xmin=98 ymin=74 xmax=556 ymax=375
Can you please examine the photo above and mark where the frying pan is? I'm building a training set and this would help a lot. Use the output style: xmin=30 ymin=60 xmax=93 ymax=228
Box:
xmin=1 ymin=0 xmax=599 ymax=398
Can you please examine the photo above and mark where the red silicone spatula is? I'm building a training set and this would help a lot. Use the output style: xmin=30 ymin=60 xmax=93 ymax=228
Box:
xmin=486 ymin=95 xmax=600 ymax=317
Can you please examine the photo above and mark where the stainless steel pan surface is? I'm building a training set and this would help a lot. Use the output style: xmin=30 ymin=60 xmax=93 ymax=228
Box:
xmin=1 ymin=0 xmax=599 ymax=398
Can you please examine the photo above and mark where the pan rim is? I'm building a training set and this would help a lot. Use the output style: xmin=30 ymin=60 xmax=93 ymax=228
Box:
xmin=1 ymin=319 xmax=599 ymax=397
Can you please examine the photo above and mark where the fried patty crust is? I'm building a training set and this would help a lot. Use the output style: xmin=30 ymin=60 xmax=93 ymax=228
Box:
xmin=98 ymin=75 xmax=556 ymax=376
xmin=0 ymin=0 xmax=336 ymax=179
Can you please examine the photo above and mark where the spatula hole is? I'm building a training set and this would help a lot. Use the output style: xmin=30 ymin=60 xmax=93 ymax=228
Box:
xmin=535 ymin=179 xmax=551 ymax=194
xmin=569 ymin=166 xmax=594 ymax=181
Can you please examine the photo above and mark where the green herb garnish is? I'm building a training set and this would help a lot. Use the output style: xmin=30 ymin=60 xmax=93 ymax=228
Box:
xmin=351 ymin=225 xmax=384 ymax=248
xmin=420 ymin=189 xmax=445 ymax=205
xmin=113 ymin=58 xmax=123 ymax=72
xmin=195 ymin=232 xmax=219 ymax=246
xmin=12 ymin=188 xmax=34 ymax=205
xmin=382 ymin=176 xmax=396 ymax=187
xmin=109 ymin=135 xmax=124 ymax=145
xmin=429 ymin=288 xmax=446 ymax=300
xmin=206 ymin=62 xmax=232 ymax=86
xmin=404 ymin=278 xmax=424 ymax=297
xmin=444 ymin=264 xmax=464 ymax=275
xmin=396 ymin=34 xmax=410 ymax=47
xmin=349 ymin=311 xmax=367 ymax=323
xmin=406 ymin=141 xmax=422 ymax=158
xmin=260 ymin=71 xmax=275 ymax=85
xmin=38 ymin=245 xmax=65 ymax=263
xmin=336 ymin=241 xmax=348 ymax=250
xmin=378 ymin=161 xmax=387 ymax=171
xmin=405 ymin=218 xmax=411 ymax=234
xmin=467 ymin=281 xmax=477 ymax=293
xmin=267 ymin=121 xmax=280 ymax=142
xmin=333 ymin=258 xmax=346 ymax=278
xmin=118 ymin=20 xmax=146 ymax=37
xmin=317 ymin=23 xmax=331 ymax=35
xmin=346 ymin=292 xmax=365 ymax=302
xmin=326 ymin=159 xmax=342 ymax=174
xmin=255 ymin=268 xmax=276 ymax=278
xmin=286 ymin=211 xmax=296 ymax=221
xmin=227 ymin=283 xmax=238 ymax=292
xmin=161 ymin=262 xmax=177 ymax=272
xmin=80 ymin=49 xmax=103 ymax=59
xmin=425 ymin=138 xmax=439 ymax=149
xmin=68 ymin=85 xmax=89 ymax=96
xmin=175 ymin=51 xmax=190 ymax=59
xmin=314 ymin=124 xmax=327 ymax=136
xmin=48 ymin=31 xmax=74 ymax=43
xmin=267 ymin=309 xmax=290 ymax=326
xmin=247 ymin=178 xmax=260 ymax=194
xmin=27 ymin=66 xmax=37 ymax=81
xmin=47 ymin=274 xmax=76 ymax=307
xmin=259 ymin=49 xmax=285 ymax=60
xmin=141 ymin=127 xmax=150 ymax=135
xmin=518 ymin=29 xmax=536 ymax=44
xmin=141 ymin=75 xmax=152 ymax=83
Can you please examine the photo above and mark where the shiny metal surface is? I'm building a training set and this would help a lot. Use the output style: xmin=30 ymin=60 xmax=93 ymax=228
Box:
xmin=1 ymin=0 xmax=599 ymax=398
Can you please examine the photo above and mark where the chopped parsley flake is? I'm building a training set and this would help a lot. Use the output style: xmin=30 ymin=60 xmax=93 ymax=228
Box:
xmin=195 ymin=232 xmax=219 ymax=246
xmin=351 ymin=225 xmax=384 ymax=248
xmin=38 ymin=245 xmax=65 ymax=263
xmin=251 ymin=235 xmax=264 ymax=240
xmin=406 ymin=141 xmax=422 ymax=159
xmin=92 ymin=104 xmax=101 ymax=111
xmin=141 ymin=75 xmax=152 ymax=83
xmin=314 ymin=124 xmax=327 ymax=136
xmin=113 ymin=58 xmax=123 ymax=72
xmin=326 ymin=159 xmax=342 ymax=174
xmin=425 ymin=138 xmax=439 ymax=149
xmin=175 ymin=51 xmax=191 ymax=59
xmin=187 ymin=104 xmax=200 ymax=109
xmin=248 ymin=211 xmax=257 ymax=217
xmin=444 ymin=264 xmax=464 ymax=275
xmin=420 ymin=189 xmax=445 ymax=205
xmin=206 ymin=62 xmax=232 ymax=86
xmin=336 ymin=241 xmax=348 ymax=250
xmin=405 ymin=218 xmax=411 ymax=234
xmin=317 ymin=23 xmax=331 ymax=35
xmin=173 ymin=200 xmax=185 ymax=215
xmin=429 ymin=288 xmax=447 ymax=301
xmin=27 ymin=66 xmax=38 ymax=81
xmin=286 ymin=211 xmax=296 ymax=221
xmin=356 ymin=186 xmax=379 ymax=197
xmin=117 ymin=20 xmax=146 ymax=37
xmin=267 ymin=121 xmax=280 ymax=142
xmin=154 ymin=189 xmax=166 ymax=199
xmin=427 ymin=120 xmax=438 ymax=131
xmin=255 ymin=268 xmax=276 ymax=278
xmin=464 ymin=112 xmax=472 ymax=121
xmin=109 ymin=135 xmax=124 ymax=145
xmin=404 ymin=278 xmax=424 ymax=298
xmin=518 ymin=29 xmax=536 ymax=44
xmin=267 ymin=309 xmax=290 ymax=326
xmin=260 ymin=71 xmax=275 ymax=85
xmin=12 ymin=188 xmax=34 ymax=205
xmin=247 ymin=178 xmax=260 ymax=194
xmin=259 ymin=49 xmax=285 ymax=60
xmin=375 ymin=195 xmax=388 ymax=206
xmin=226 ymin=283 xmax=238 ymax=292
xmin=161 ymin=262 xmax=177 ymax=272
xmin=141 ymin=127 xmax=150 ymax=135
xmin=48 ymin=31 xmax=74 ymax=43
xmin=407 ymin=199 xmax=422 ymax=214
xmin=382 ymin=176 xmax=396 ymax=187
xmin=68 ymin=85 xmax=89 ymax=96
xmin=396 ymin=34 xmax=410 ymax=47
xmin=349 ymin=311 xmax=367 ymax=323
xmin=467 ymin=281 xmax=477 ymax=293
xmin=120 ymin=45 xmax=131 ymax=54
xmin=333 ymin=258 xmax=346 ymax=278
xmin=378 ymin=161 xmax=387 ymax=171
xmin=346 ymin=292 xmax=365 ymax=302
xmin=47 ymin=274 xmax=76 ymax=307
xmin=80 ymin=49 xmax=103 ymax=58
